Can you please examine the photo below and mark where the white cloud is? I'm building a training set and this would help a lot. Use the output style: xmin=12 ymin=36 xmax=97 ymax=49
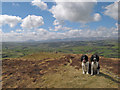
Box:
xmin=2 ymin=26 xmax=118 ymax=42
xmin=92 ymin=27 xmax=118 ymax=37
xmin=16 ymin=29 xmax=23 ymax=32
xmin=115 ymin=23 xmax=120 ymax=31
xmin=2 ymin=31 xmax=23 ymax=41
xmin=21 ymin=15 xmax=44 ymax=29
xmin=0 ymin=29 xmax=2 ymax=40
xmin=53 ymin=19 xmax=64 ymax=25
xmin=54 ymin=25 xmax=64 ymax=31
xmin=37 ymin=28 xmax=49 ymax=35
xmin=0 ymin=15 xmax=22 ymax=27
xmin=94 ymin=13 xmax=101 ymax=21
xmin=53 ymin=20 xmax=60 ymax=25
xmin=115 ymin=23 xmax=118 ymax=29
xmin=32 ymin=0 xmax=47 ymax=10
xmin=51 ymin=25 xmax=71 ymax=31
xmin=104 ymin=1 xmax=118 ymax=20
xmin=49 ymin=27 xmax=53 ymax=31
xmin=49 ymin=1 xmax=101 ymax=23
xmin=65 ymin=29 xmax=82 ymax=38
xmin=0 ymin=29 xmax=2 ymax=33
xmin=65 ymin=26 xmax=118 ymax=38
xmin=11 ymin=30 xmax=14 ymax=33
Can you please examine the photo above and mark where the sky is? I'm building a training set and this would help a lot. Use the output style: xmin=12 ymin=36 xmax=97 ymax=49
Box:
xmin=0 ymin=0 xmax=119 ymax=41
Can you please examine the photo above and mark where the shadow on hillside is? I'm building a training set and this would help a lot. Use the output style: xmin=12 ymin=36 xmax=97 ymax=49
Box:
xmin=98 ymin=72 xmax=120 ymax=83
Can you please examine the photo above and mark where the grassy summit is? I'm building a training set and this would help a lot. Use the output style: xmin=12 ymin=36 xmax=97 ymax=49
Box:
xmin=2 ymin=52 xmax=120 ymax=88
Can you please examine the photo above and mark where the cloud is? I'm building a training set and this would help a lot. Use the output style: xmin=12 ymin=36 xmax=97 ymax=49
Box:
xmin=53 ymin=20 xmax=60 ymax=25
xmin=65 ymin=29 xmax=82 ymax=38
xmin=49 ymin=1 xmax=101 ymax=23
xmin=0 ymin=29 xmax=2 ymax=38
xmin=90 ymin=27 xmax=118 ymax=37
xmin=16 ymin=29 xmax=23 ymax=32
xmin=64 ymin=26 xmax=118 ymax=38
xmin=21 ymin=15 xmax=44 ymax=29
xmin=115 ymin=23 xmax=120 ymax=31
xmin=104 ymin=1 xmax=118 ymax=20
xmin=53 ymin=25 xmax=71 ymax=31
xmin=0 ymin=15 xmax=22 ymax=27
xmin=94 ymin=13 xmax=101 ymax=21
xmin=51 ymin=0 xmax=97 ymax=2
xmin=37 ymin=28 xmax=49 ymax=35
xmin=32 ymin=0 xmax=47 ymax=10
xmin=0 ymin=29 xmax=2 ymax=33
xmin=53 ymin=19 xmax=64 ymax=26
xmin=2 ymin=26 xmax=118 ymax=42
xmin=0 ymin=29 xmax=2 ymax=41
xmin=2 ymin=31 xmax=21 ymax=41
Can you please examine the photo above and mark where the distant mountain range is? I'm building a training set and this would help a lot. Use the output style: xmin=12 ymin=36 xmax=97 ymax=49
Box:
xmin=26 ymin=37 xmax=118 ymax=43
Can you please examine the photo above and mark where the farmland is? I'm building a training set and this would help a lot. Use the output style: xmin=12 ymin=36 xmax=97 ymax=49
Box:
xmin=2 ymin=39 xmax=119 ymax=59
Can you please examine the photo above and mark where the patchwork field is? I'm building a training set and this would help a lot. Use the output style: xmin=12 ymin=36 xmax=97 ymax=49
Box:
xmin=2 ymin=39 xmax=119 ymax=59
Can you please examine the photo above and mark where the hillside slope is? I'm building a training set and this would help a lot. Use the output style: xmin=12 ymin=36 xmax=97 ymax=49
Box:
xmin=2 ymin=52 xmax=120 ymax=88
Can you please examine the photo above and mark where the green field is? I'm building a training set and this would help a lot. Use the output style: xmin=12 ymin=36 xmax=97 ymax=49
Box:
xmin=2 ymin=39 xmax=119 ymax=59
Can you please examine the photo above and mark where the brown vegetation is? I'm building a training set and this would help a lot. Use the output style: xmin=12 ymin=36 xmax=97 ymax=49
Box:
xmin=2 ymin=53 xmax=120 ymax=88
